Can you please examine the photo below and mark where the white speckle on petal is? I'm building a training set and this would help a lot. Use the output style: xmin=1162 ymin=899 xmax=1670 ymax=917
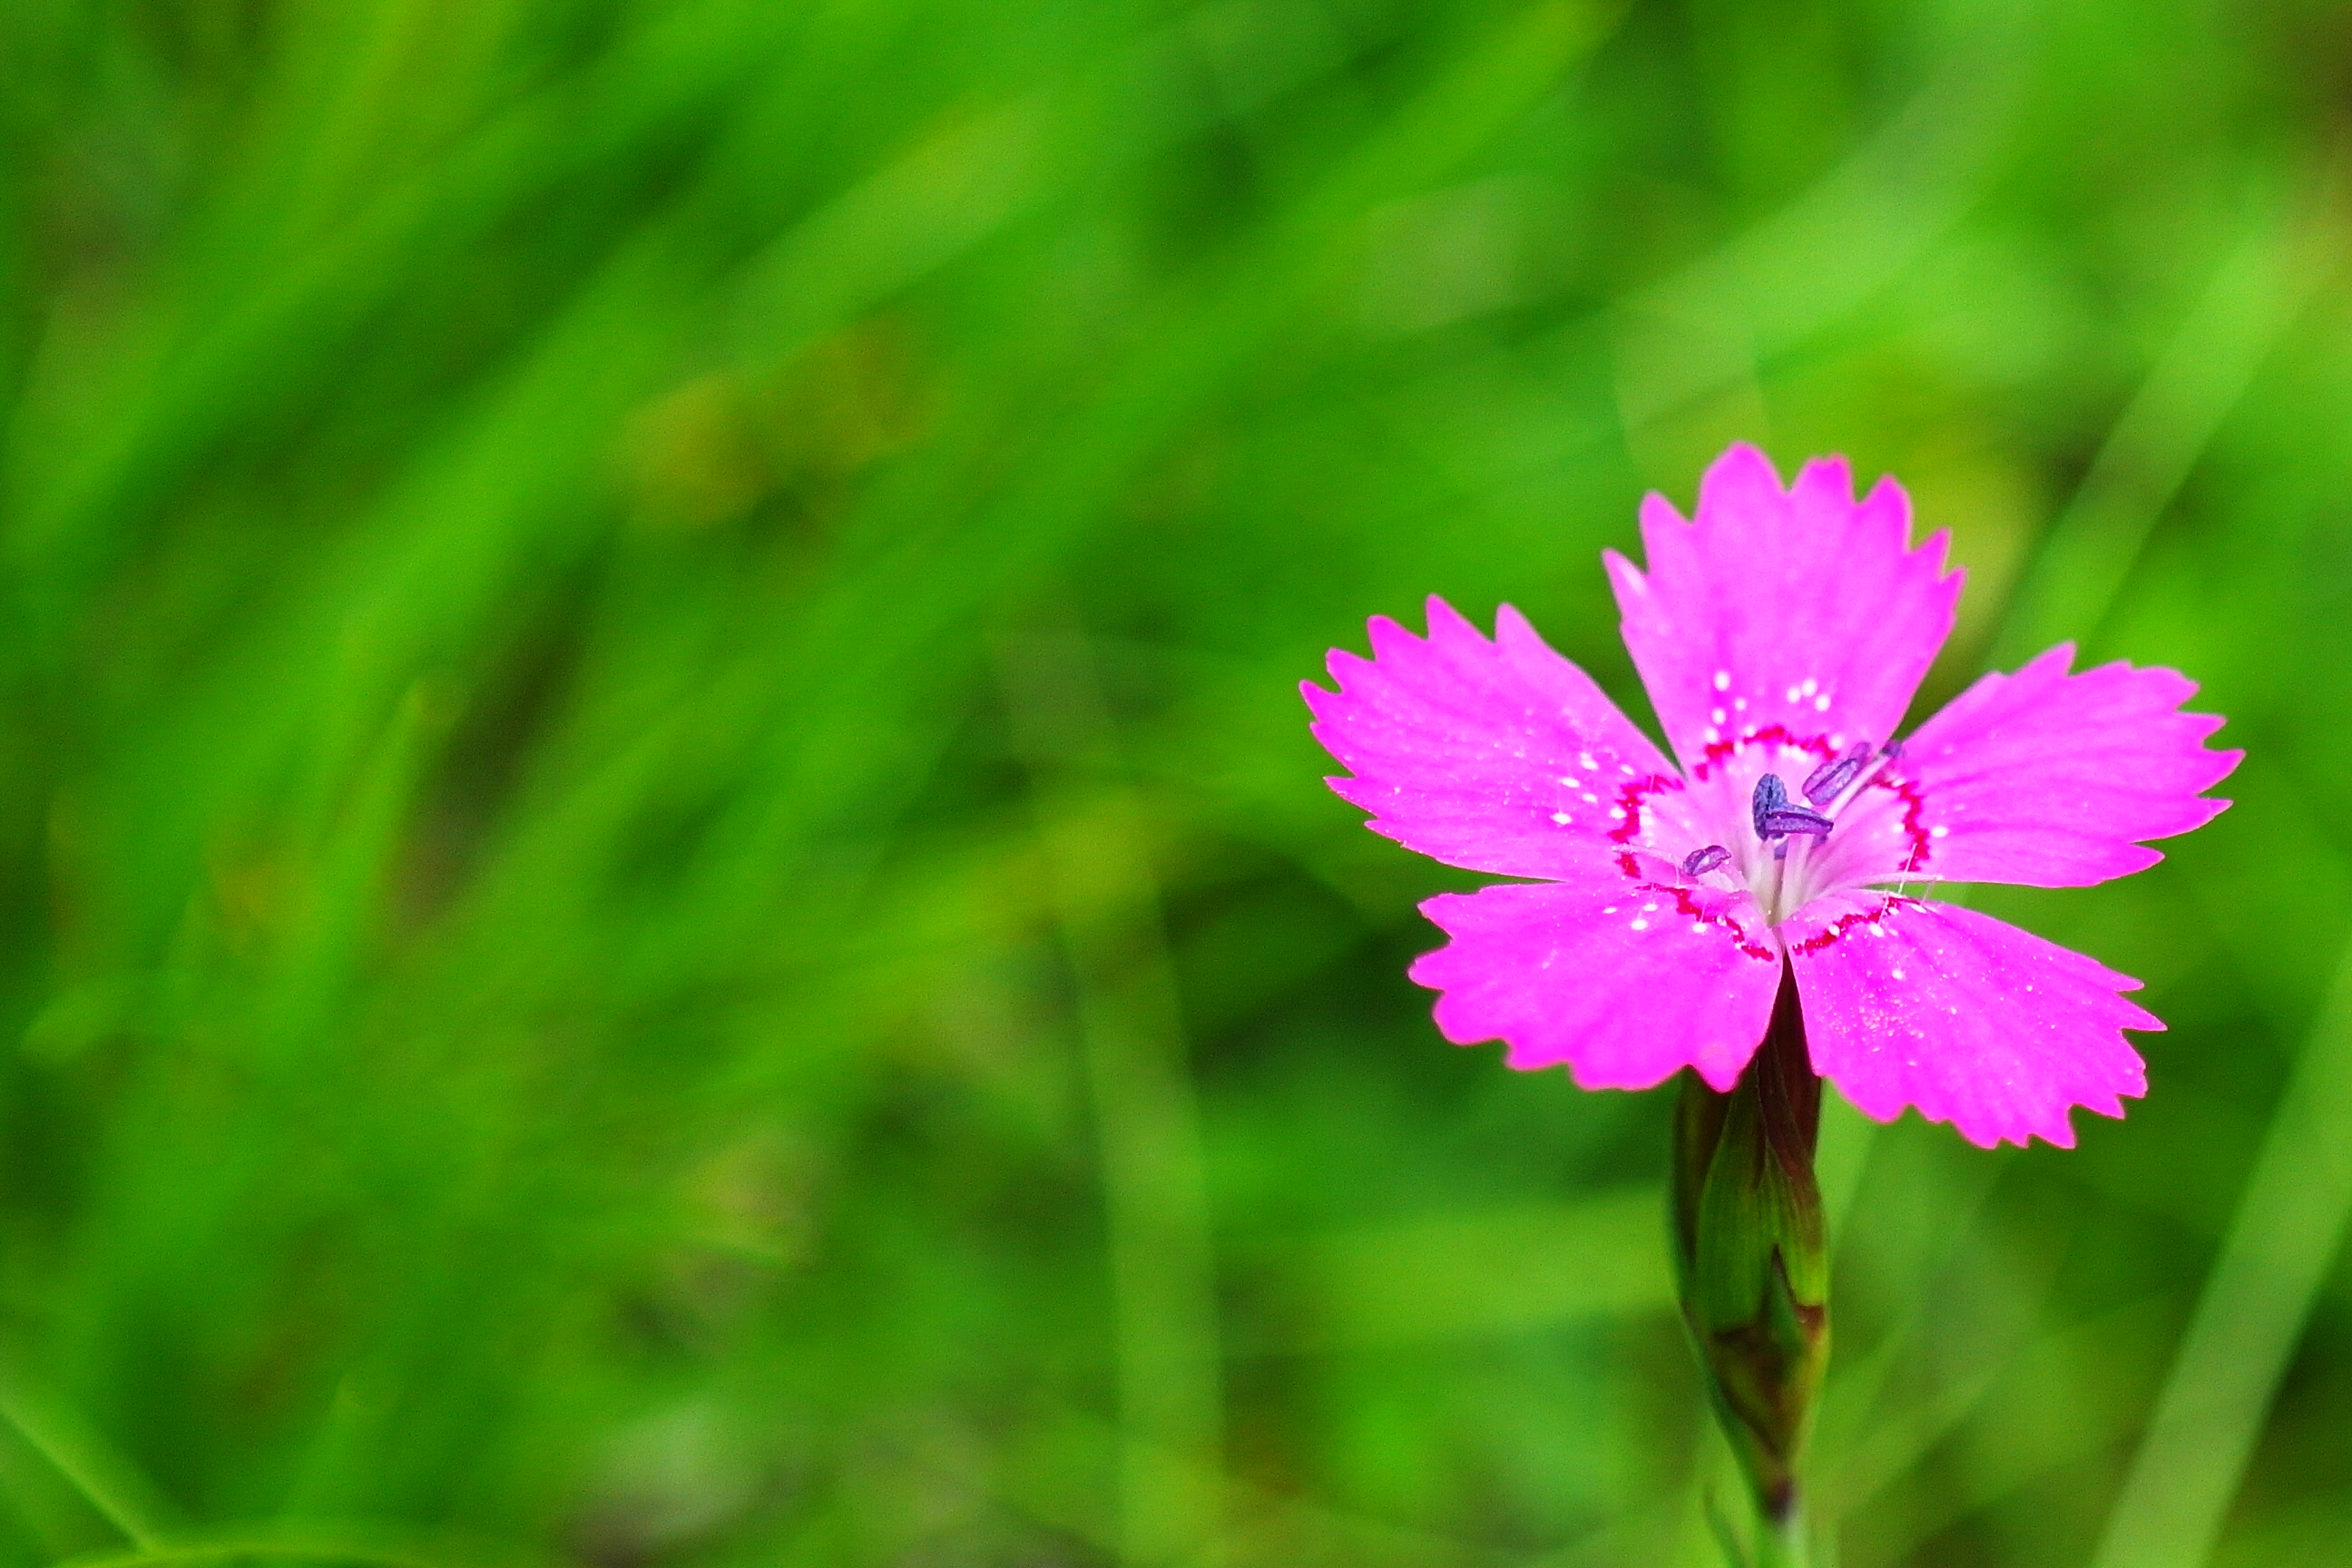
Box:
xmin=1713 ymin=670 xmax=1730 ymax=691
xmin=1579 ymin=752 xmax=1597 ymax=769
xmin=1801 ymin=677 xmax=1818 ymax=697
xmin=1631 ymin=918 xmax=1648 ymax=931
xmin=1814 ymin=693 xmax=1831 ymax=711
xmin=1891 ymin=968 xmax=1906 ymax=980
xmin=1930 ymin=825 xmax=1950 ymax=838
xmin=1710 ymin=707 xmax=1727 ymax=725
xmin=1582 ymin=792 xmax=1599 ymax=804
xmin=1602 ymin=906 xmax=1616 ymax=916
xmin=1551 ymin=811 xmax=1572 ymax=825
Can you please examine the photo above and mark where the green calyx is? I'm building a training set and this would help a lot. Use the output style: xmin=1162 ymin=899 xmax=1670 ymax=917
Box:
xmin=1671 ymin=966 xmax=1831 ymax=1527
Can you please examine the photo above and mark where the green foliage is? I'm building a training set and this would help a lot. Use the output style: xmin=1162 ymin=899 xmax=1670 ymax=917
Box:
xmin=0 ymin=1 xmax=2345 ymax=1563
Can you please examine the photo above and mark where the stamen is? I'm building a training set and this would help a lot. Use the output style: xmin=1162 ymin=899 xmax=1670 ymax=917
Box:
xmin=1681 ymin=845 xmax=1730 ymax=878
xmin=1750 ymin=773 xmax=1788 ymax=838
xmin=1801 ymin=741 xmax=1873 ymax=807
xmin=1751 ymin=772 xmax=1832 ymax=841
xmin=1761 ymin=805 xmax=1834 ymax=838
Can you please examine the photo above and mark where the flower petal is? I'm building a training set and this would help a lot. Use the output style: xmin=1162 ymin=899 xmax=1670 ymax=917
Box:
xmin=1306 ymin=597 xmax=1676 ymax=878
xmin=1787 ymin=895 xmax=2156 ymax=1149
xmin=1606 ymin=444 xmax=1961 ymax=769
xmin=1900 ymin=644 xmax=2240 ymax=887
xmin=1411 ymin=873 xmax=1783 ymax=1092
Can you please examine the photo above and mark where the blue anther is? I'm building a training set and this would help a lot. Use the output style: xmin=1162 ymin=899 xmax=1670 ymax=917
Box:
xmin=1761 ymin=806 xmax=1835 ymax=838
xmin=1752 ymin=772 xmax=1833 ymax=841
xmin=1681 ymin=844 xmax=1730 ymax=878
xmin=1750 ymin=773 xmax=1788 ymax=838
xmin=1801 ymin=740 xmax=1873 ymax=807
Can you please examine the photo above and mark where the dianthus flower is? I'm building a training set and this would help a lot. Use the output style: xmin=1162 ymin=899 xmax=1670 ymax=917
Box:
xmin=1306 ymin=444 xmax=2239 ymax=1148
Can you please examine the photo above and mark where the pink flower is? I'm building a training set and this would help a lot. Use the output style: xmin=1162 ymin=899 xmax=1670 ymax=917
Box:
xmin=1304 ymin=444 xmax=2240 ymax=1149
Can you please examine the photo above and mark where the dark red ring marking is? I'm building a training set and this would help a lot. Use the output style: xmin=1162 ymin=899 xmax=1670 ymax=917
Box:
xmin=1596 ymin=724 xmax=1937 ymax=958
xmin=1789 ymin=894 xmax=1928 ymax=956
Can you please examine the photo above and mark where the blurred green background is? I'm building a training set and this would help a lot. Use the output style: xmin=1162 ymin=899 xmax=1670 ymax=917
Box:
xmin=0 ymin=1 xmax=2346 ymax=1564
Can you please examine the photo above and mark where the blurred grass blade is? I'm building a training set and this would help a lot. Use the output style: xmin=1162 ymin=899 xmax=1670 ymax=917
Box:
xmin=2087 ymin=936 xmax=2352 ymax=1568
xmin=1616 ymin=0 xmax=2026 ymax=444
xmin=725 ymin=100 xmax=1048 ymax=372
xmin=1241 ymin=1188 xmax=1667 ymax=1352
xmin=1994 ymin=185 xmax=2334 ymax=665
xmin=1851 ymin=1293 xmax=2178 ymax=1563
xmin=0 ymin=1377 xmax=171 ymax=1551
xmin=0 ymin=0 xmax=807 ymax=610
xmin=49 ymin=1524 xmax=531 ymax=1568
xmin=1002 ymin=627 xmax=1223 ymax=1568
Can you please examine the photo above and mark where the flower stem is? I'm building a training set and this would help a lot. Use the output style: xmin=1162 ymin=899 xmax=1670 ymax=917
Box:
xmin=1672 ymin=968 xmax=1831 ymax=1549
xmin=1754 ymin=1495 xmax=1810 ymax=1568
xmin=1704 ymin=1483 xmax=1811 ymax=1568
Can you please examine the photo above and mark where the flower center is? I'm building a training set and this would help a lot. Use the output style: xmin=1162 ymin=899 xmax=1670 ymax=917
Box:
xmin=1611 ymin=725 xmax=1932 ymax=930
xmin=1696 ymin=739 xmax=1917 ymax=923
